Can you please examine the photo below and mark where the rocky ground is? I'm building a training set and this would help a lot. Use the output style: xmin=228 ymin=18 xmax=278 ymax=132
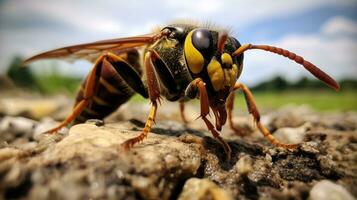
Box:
xmin=0 ymin=94 xmax=356 ymax=200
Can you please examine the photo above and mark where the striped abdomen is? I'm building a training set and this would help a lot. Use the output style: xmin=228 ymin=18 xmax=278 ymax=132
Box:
xmin=73 ymin=50 xmax=144 ymax=124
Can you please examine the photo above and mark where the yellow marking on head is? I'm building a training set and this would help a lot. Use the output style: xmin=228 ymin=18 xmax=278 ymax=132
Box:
xmin=184 ymin=31 xmax=204 ymax=74
xmin=221 ymin=53 xmax=233 ymax=67
xmin=221 ymin=64 xmax=239 ymax=89
xmin=207 ymin=58 xmax=224 ymax=91
xmin=231 ymin=64 xmax=238 ymax=86
xmin=224 ymin=69 xmax=231 ymax=87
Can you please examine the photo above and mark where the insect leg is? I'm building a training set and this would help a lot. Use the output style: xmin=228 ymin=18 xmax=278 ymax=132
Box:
xmin=179 ymin=99 xmax=189 ymax=124
xmin=190 ymin=78 xmax=232 ymax=161
xmin=226 ymin=91 xmax=246 ymax=136
xmin=233 ymin=82 xmax=298 ymax=149
xmin=121 ymin=50 xmax=161 ymax=149
xmin=45 ymin=52 xmax=144 ymax=134
xmin=43 ymin=54 xmax=107 ymax=134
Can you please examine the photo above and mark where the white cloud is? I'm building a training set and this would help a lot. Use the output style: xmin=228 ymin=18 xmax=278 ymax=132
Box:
xmin=164 ymin=0 xmax=356 ymax=27
xmin=321 ymin=16 xmax=357 ymax=36
xmin=1 ymin=1 xmax=123 ymax=33
xmin=2 ymin=0 xmax=355 ymax=34
xmin=166 ymin=0 xmax=222 ymax=15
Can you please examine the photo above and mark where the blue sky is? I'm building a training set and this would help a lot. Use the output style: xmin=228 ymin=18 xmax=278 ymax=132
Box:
xmin=0 ymin=0 xmax=356 ymax=86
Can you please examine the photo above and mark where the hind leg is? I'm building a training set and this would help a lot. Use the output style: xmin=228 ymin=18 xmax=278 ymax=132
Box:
xmin=44 ymin=54 xmax=108 ymax=134
xmin=45 ymin=52 xmax=143 ymax=134
xmin=226 ymin=91 xmax=249 ymax=136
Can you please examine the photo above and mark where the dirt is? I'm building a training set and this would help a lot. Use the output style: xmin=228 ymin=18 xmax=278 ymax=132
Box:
xmin=0 ymin=96 xmax=356 ymax=200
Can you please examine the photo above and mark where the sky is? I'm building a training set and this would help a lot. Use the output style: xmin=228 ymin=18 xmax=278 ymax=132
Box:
xmin=0 ymin=0 xmax=356 ymax=86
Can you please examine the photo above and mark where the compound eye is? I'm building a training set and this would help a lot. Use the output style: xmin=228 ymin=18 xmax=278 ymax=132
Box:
xmin=232 ymin=37 xmax=244 ymax=65
xmin=191 ymin=28 xmax=213 ymax=57
xmin=184 ymin=28 xmax=214 ymax=74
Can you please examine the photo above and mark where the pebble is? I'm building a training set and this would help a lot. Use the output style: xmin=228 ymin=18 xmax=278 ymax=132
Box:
xmin=235 ymin=155 xmax=253 ymax=176
xmin=309 ymin=180 xmax=355 ymax=200
xmin=301 ymin=141 xmax=320 ymax=154
xmin=0 ymin=116 xmax=37 ymax=136
xmin=273 ymin=122 xmax=311 ymax=144
xmin=178 ymin=178 xmax=233 ymax=200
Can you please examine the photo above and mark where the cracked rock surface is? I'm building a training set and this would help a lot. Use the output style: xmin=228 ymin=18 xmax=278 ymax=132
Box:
xmin=0 ymin=100 xmax=356 ymax=200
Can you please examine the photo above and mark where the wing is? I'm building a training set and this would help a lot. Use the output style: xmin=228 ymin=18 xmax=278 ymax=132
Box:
xmin=24 ymin=32 xmax=161 ymax=64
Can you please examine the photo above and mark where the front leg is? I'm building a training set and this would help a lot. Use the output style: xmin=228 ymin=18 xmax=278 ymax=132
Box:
xmin=188 ymin=78 xmax=232 ymax=161
xmin=121 ymin=50 xmax=161 ymax=149
xmin=179 ymin=99 xmax=189 ymax=124
xmin=226 ymin=91 xmax=248 ymax=136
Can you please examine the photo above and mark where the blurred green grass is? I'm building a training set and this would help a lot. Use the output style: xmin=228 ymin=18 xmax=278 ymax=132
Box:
xmin=34 ymin=74 xmax=82 ymax=95
xmin=233 ymin=90 xmax=357 ymax=112
xmin=131 ymin=89 xmax=357 ymax=112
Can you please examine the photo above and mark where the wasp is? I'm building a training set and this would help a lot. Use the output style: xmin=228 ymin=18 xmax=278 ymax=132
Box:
xmin=25 ymin=23 xmax=340 ymax=160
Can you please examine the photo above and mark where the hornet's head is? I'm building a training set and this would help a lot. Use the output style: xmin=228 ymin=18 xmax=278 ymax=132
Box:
xmin=182 ymin=27 xmax=244 ymax=98
xmin=162 ymin=25 xmax=244 ymax=100
xmin=165 ymin=24 xmax=245 ymax=130
xmin=183 ymin=27 xmax=245 ymax=130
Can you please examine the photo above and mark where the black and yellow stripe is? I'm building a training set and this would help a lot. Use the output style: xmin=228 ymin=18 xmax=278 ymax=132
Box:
xmin=73 ymin=51 xmax=143 ymax=124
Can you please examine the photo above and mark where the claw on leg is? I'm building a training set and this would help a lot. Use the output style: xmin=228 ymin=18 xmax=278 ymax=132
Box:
xmin=256 ymin=122 xmax=298 ymax=149
xmin=44 ymin=100 xmax=89 ymax=134
xmin=202 ymin=116 xmax=232 ymax=161
xmin=121 ymin=101 xmax=158 ymax=149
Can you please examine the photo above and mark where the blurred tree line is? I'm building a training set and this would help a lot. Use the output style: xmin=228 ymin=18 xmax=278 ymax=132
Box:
xmin=6 ymin=56 xmax=38 ymax=90
xmin=3 ymin=56 xmax=81 ymax=94
xmin=250 ymin=76 xmax=357 ymax=92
